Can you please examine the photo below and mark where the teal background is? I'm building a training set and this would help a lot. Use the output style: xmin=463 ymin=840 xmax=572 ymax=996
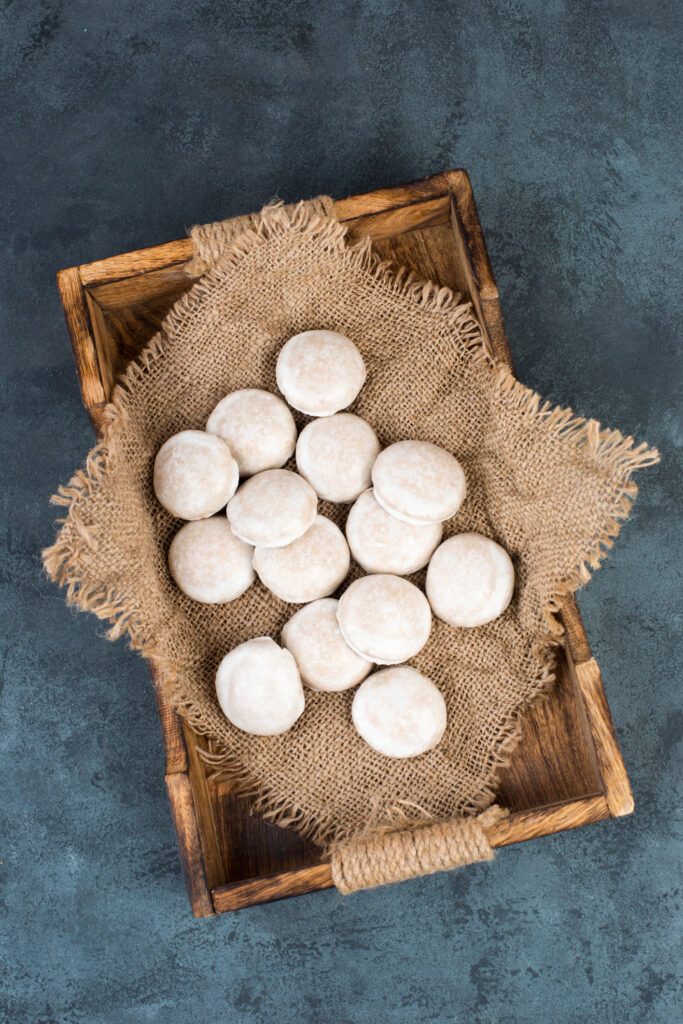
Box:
xmin=1 ymin=2 xmax=680 ymax=1021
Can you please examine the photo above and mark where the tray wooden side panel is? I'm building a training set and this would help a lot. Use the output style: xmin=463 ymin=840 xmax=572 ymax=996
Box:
xmin=55 ymin=170 xmax=631 ymax=915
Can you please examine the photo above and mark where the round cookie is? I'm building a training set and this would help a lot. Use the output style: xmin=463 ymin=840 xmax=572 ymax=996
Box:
xmin=336 ymin=574 xmax=432 ymax=665
xmin=253 ymin=515 xmax=350 ymax=604
xmin=371 ymin=440 xmax=466 ymax=525
xmin=206 ymin=388 xmax=297 ymax=477
xmin=281 ymin=598 xmax=372 ymax=692
xmin=153 ymin=430 xmax=239 ymax=520
xmin=227 ymin=469 xmax=317 ymax=548
xmin=296 ymin=413 xmax=380 ymax=503
xmin=276 ymin=330 xmax=366 ymax=416
xmin=352 ymin=666 xmax=447 ymax=758
xmin=346 ymin=489 xmax=442 ymax=575
xmin=215 ymin=637 xmax=305 ymax=736
xmin=426 ymin=532 xmax=515 ymax=627
xmin=168 ymin=517 xmax=254 ymax=603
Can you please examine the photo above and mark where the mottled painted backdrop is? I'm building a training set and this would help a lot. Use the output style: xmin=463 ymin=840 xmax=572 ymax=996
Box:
xmin=1 ymin=2 xmax=680 ymax=1022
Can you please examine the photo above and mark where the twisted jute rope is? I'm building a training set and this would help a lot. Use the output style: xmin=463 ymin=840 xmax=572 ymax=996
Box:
xmin=329 ymin=805 xmax=508 ymax=894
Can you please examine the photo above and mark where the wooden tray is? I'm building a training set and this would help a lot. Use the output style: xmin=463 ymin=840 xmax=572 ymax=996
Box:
xmin=56 ymin=169 xmax=633 ymax=916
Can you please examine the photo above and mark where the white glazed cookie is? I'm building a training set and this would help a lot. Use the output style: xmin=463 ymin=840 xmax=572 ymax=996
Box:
xmin=281 ymin=598 xmax=372 ymax=691
xmin=336 ymin=573 xmax=432 ymax=664
xmin=206 ymin=388 xmax=297 ymax=477
xmin=426 ymin=532 xmax=515 ymax=627
xmin=227 ymin=469 xmax=317 ymax=548
xmin=371 ymin=439 xmax=466 ymax=525
xmin=346 ymin=489 xmax=442 ymax=575
xmin=253 ymin=514 xmax=350 ymax=604
xmin=296 ymin=413 xmax=380 ymax=503
xmin=215 ymin=637 xmax=305 ymax=736
xmin=153 ymin=430 xmax=239 ymax=520
xmin=168 ymin=518 xmax=254 ymax=603
xmin=352 ymin=666 xmax=447 ymax=758
xmin=276 ymin=330 xmax=366 ymax=416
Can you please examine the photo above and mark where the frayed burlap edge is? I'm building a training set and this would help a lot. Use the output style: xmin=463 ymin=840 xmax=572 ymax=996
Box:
xmin=42 ymin=195 xmax=661 ymax=853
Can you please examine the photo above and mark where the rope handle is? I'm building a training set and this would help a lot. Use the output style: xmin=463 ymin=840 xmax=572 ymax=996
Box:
xmin=329 ymin=805 xmax=508 ymax=894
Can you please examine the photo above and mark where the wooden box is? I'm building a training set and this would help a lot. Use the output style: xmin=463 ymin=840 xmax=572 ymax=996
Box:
xmin=56 ymin=170 xmax=633 ymax=916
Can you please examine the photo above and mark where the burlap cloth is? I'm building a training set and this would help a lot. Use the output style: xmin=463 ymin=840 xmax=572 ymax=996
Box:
xmin=43 ymin=194 xmax=658 ymax=890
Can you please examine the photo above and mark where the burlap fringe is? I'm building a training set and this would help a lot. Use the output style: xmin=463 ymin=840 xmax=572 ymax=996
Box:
xmin=329 ymin=804 xmax=507 ymax=894
xmin=42 ymin=194 xmax=660 ymax=851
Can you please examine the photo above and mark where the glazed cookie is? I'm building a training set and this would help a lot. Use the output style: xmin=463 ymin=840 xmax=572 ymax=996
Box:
xmin=253 ymin=515 xmax=350 ymax=604
xmin=426 ymin=532 xmax=515 ymax=627
xmin=227 ymin=469 xmax=317 ymax=547
xmin=215 ymin=637 xmax=305 ymax=736
xmin=153 ymin=430 xmax=239 ymax=520
xmin=281 ymin=598 xmax=372 ymax=692
xmin=296 ymin=413 xmax=380 ymax=503
xmin=168 ymin=517 xmax=254 ymax=603
xmin=206 ymin=388 xmax=297 ymax=476
xmin=276 ymin=330 xmax=366 ymax=416
xmin=352 ymin=666 xmax=447 ymax=758
xmin=372 ymin=439 xmax=466 ymax=525
xmin=346 ymin=489 xmax=442 ymax=575
xmin=336 ymin=573 xmax=432 ymax=664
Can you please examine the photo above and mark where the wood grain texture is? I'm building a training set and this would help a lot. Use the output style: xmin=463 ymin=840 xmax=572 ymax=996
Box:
xmin=487 ymin=794 xmax=610 ymax=847
xmin=57 ymin=168 xmax=633 ymax=914
xmin=56 ymin=268 xmax=108 ymax=417
xmin=210 ymin=793 xmax=611 ymax=908
xmin=164 ymin=773 xmax=214 ymax=917
xmin=559 ymin=597 xmax=594 ymax=665
xmin=180 ymin=727 xmax=226 ymax=890
xmin=212 ymin=863 xmax=334 ymax=913
xmin=87 ymin=264 xmax=195 ymax=313
xmin=84 ymin=290 xmax=116 ymax=400
xmin=445 ymin=170 xmax=500 ymax=301
xmin=334 ymin=171 xmax=454 ymax=221
xmin=340 ymin=194 xmax=451 ymax=242
xmin=572 ymin=658 xmax=634 ymax=816
xmin=79 ymin=238 xmax=194 ymax=287
xmin=208 ymin=778 xmax=320 ymax=885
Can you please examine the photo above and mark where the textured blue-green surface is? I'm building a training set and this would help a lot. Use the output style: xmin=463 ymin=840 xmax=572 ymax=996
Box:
xmin=1 ymin=2 xmax=680 ymax=1021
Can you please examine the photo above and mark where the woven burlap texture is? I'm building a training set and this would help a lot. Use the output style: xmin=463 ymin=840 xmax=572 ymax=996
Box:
xmin=43 ymin=194 xmax=659 ymax=853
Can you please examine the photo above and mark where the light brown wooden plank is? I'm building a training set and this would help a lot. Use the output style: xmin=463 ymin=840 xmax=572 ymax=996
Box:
xmin=79 ymin=238 xmax=194 ymax=287
xmin=571 ymin=658 xmax=634 ymax=816
xmin=488 ymin=794 xmax=610 ymax=847
xmin=341 ymin=194 xmax=451 ymax=242
xmin=87 ymin=264 xmax=195 ymax=313
xmin=87 ymin=403 xmax=109 ymax=437
xmin=333 ymin=171 xmax=453 ymax=220
xmin=446 ymin=170 xmax=500 ymax=301
xmin=56 ymin=268 xmax=108 ymax=415
xmin=447 ymin=195 xmax=495 ymax=358
xmin=559 ymin=597 xmax=594 ymax=664
xmin=84 ymin=291 xmax=116 ymax=399
xmin=164 ymin=773 xmax=215 ymax=917
xmin=212 ymin=863 xmax=333 ymax=913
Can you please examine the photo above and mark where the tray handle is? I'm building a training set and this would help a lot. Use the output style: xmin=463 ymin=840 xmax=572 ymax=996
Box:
xmin=329 ymin=805 xmax=507 ymax=894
